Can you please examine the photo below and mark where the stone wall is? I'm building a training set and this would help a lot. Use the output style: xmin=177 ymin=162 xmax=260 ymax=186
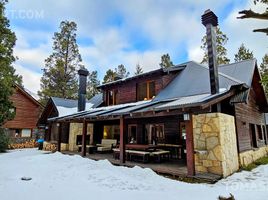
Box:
xmin=68 ymin=123 xmax=93 ymax=151
xmin=239 ymin=146 xmax=268 ymax=166
xmin=193 ymin=113 xmax=239 ymax=177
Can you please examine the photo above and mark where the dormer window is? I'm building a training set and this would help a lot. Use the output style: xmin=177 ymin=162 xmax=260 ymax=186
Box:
xmin=107 ymin=90 xmax=118 ymax=106
xmin=137 ymin=81 xmax=155 ymax=101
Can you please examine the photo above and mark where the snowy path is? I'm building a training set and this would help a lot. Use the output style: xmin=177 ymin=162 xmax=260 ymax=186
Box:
xmin=0 ymin=149 xmax=267 ymax=200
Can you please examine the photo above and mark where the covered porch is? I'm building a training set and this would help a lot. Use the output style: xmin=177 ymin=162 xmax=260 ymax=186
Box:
xmin=48 ymin=89 xmax=240 ymax=179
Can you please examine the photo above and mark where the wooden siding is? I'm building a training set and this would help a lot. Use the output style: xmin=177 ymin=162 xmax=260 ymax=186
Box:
xmin=235 ymin=88 xmax=266 ymax=152
xmin=102 ymin=73 xmax=177 ymax=105
xmin=3 ymin=87 xmax=42 ymax=129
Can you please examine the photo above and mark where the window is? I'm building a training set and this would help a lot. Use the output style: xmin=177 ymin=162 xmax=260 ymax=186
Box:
xmin=103 ymin=125 xmax=120 ymax=141
xmin=21 ymin=129 xmax=31 ymax=137
xmin=137 ymin=81 xmax=155 ymax=101
xmin=128 ymin=125 xmax=137 ymax=143
xmin=257 ymin=125 xmax=263 ymax=140
xmin=249 ymin=124 xmax=257 ymax=148
xmin=150 ymin=124 xmax=164 ymax=144
xmin=107 ymin=90 xmax=118 ymax=106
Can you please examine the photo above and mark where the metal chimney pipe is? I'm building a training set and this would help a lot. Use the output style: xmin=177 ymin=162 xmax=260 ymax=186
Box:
xmin=201 ymin=9 xmax=220 ymax=95
xmin=78 ymin=68 xmax=89 ymax=112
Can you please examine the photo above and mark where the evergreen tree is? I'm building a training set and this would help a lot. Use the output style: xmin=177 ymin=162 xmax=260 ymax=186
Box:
xmin=0 ymin=0 xmax=22 ymax=126
xmin=86 ymin=70 xmax=100 ymax=99
xmin=159 ymin=53 xmax=174 ymax=69
xmin=134 ymin=63 xmax=143 ymax=75
xmin=234 ymin=43 xmax=254 ymax=62
xmin=238 ymin=0 xmax=268 ymax=35
xmin=201 ymin=27 xmax=230 ymax=65
xmin=260 ymin=54 xmax=268 ymax=95
xmin=115 ymin=64 xmax=129 ymax=78
xmin=103 ymin=69 xmax=117 ymax=84
xmin=260 ymin=54 xmax=268 ymax=75
xmin=38 ymin=21 xmax=82 ymax=105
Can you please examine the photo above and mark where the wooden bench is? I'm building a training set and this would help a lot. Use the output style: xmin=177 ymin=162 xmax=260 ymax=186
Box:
xmin=127 ymin=150 xmax=150 ymax=163
xmin=150 ymin=150 xmax=170 ymax=162
xmin=113 ymin=148 xmax=120 ymax=159
xmin=113 ymin=149 xmax=150 ymax=163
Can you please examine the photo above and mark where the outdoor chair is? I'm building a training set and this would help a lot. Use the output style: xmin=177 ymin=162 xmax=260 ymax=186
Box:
xmin=97 ymin=139 xmax=117 ymax=152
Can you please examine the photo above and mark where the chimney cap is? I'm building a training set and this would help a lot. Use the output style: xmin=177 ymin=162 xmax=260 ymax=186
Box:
xmin=201 ymin=9 xmax=218 ymax=27
xmin=78 ymin=68 xmax=89 ymax=76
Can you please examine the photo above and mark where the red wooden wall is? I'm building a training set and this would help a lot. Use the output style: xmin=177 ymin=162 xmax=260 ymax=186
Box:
xmin=3 ymin=87 xmax=42 ymax=129
xmin=102 ymin=72 xmax=177 ymax=105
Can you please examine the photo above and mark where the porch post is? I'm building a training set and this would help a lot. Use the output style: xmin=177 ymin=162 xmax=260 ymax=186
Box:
xmin=185 ymin=114 xmax=195 ymax=176
xmin=82 ymin=120 xmax=87 ymax=157
xmin=57 ymin=122 xmax=62 ymax=152
xmin=119 ymin=116 xmax=126 ymax=163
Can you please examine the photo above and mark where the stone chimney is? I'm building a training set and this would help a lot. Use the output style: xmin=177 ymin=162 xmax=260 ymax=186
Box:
xmin=78 ymin=68 xmax=89 ymax=112
xmin=201 ymin=9 xmax=219 ymax=95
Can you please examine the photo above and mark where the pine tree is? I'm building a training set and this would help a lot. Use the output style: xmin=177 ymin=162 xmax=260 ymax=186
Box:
xmin=86 ymin=70 xmax=100 ymax=99
xmin=201 ymin=27 xmax=230 ymax=65
xmin=38 ymin=21 xmax=82 ymax=105
xmin=103 ymin=69 xmax=117 ymax=84
xmin=115 ymin=64 xmax=129 ymax=78
xmin=234 ymin=43 xmax=254 ymax=62
xmin=159 ymin=54 xmax=174 ymax=69
xmin=134 ymin=63 xmax=143 ymax=75
xmin=260 ymin=54 xmax=268 ymax=75
xmin=260 ymin=54 xmax=268 ymax=95
xmin=0 ymin=0 xmax=22 ymax=126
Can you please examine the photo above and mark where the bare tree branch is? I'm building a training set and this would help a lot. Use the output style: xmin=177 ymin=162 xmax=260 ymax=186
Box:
xmin=237 ymin=9 xmax=268 ymax=20
xmin=253 ymin=28 xmax=268 ymax=35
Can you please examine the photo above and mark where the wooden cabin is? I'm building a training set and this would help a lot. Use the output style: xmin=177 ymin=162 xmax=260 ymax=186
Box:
xmin=3 ymin=84 xmax=43 ymax=138
xmin=42 ymin=11 xmax=268 ymax=179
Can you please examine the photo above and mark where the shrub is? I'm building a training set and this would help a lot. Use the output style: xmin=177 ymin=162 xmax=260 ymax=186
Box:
xmin=0 ymin=128 xmax=10 ymax=152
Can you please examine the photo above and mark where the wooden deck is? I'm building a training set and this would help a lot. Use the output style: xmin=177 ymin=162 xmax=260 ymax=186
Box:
xmin=62 ymin=151 xmax=221 ymax=183
xmin=63 ymin=151 xmax=187 ymax=176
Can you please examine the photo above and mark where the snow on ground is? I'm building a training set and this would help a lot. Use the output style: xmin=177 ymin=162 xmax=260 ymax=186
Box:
xmin=0 ymin=149 xmax=267 ymax=200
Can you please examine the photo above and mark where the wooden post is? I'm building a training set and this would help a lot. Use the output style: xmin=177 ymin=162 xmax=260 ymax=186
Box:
xmin=185 ymin=114 xmax=195 ymax=176
xmin=119 ymin=116 xmax=126 ymax=163
xmin=82 ymin=120 xmax=87 ymax=157
xmin=57 ymin=122 xmax=62 ymax=152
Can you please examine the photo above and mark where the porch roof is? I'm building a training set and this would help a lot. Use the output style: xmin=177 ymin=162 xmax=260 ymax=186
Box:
xmin=48 ymin=86 xmax=241 ymax=122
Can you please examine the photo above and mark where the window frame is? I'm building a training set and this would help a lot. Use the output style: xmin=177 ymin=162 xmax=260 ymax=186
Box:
xmin=106 ymin=89 xmax=118 ymax=106
xmin=136 ymin=80 xmax=156 ymax=101
xmin=128 ymin=124 xmax=137 ymax=144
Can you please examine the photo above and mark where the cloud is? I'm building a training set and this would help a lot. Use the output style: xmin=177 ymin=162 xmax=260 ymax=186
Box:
xmin=5 ymin=0 xmax=268 ymax=94
xmin=14 ymin=64 xmax=42 ymax=94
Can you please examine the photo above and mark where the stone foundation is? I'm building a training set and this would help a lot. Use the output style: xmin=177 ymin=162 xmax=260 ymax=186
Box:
xmin=193 ymin=113 xmax=239 ymax=177
xmin=239 ymin=146 xmax=268 ymax=166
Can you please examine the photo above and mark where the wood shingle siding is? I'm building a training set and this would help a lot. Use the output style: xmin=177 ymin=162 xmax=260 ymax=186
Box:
xmin=235 ymin=88 xmax=266 ymax=152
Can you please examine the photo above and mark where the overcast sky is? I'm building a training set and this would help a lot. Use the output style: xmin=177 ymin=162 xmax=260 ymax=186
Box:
xmin=5 ymin=0 xmax=268 ymax=94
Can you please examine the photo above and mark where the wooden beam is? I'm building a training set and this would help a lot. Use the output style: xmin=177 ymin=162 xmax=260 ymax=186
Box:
xmin=57 ymin=123 xmax=62 ymax=152
xmin=185 ymin=114 xmax=195 ymax=176
xmin=119 ymin=116 xmax=126 ymax=163
xmin=81 ymin=120 xmax=87 ymax=157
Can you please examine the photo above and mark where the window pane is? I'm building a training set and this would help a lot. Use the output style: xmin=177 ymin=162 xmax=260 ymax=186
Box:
xmin=21 ymin=129 xmax=31 ymax=137
xmin=137 ymin=82 xmax=147 ymax=101
xmin=108 ymin=90 xmax=113 ymax=105
xmin=114 ymin=90 xmax=118 ymax=105
xmin=149 ymin=81 xmax=155 ymax=99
